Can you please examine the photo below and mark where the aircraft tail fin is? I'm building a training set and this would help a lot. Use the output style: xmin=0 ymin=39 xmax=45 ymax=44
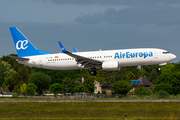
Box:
xmin=9 ymin=27 xmax=52 ymax=57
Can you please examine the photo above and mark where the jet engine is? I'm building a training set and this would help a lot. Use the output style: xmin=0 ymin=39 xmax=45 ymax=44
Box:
xmin=102 ymin=61 xmax=120 ymax=71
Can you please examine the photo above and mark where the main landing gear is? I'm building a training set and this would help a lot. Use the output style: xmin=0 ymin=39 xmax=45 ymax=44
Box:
xmin=90 ymin=69 xmax=97 ymax=76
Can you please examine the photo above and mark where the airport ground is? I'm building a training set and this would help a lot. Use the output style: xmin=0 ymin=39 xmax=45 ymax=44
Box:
xmin=0 ymin=98 xmax=180 ymax=120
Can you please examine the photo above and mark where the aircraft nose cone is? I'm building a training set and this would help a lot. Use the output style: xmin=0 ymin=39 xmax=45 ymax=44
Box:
xmin=171 ymin=54 xmax=176 ymax=60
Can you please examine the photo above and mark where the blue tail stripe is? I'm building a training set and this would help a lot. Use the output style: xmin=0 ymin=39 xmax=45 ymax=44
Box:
xmin=9 ymin=27 xmax=52 ymax=57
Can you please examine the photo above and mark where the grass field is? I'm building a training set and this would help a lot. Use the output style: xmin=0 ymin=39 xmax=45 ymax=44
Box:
xmin=0 ymin=99 xmax=180 ymax=120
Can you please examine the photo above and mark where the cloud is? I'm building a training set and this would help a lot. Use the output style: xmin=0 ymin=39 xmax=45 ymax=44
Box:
xmin=50 ymin=0 xmax=132 ymax=5
xmin=50 ymin=0 xmax=180 ymax=5
xmin=75 ymin=4 xmax=180 ymax=25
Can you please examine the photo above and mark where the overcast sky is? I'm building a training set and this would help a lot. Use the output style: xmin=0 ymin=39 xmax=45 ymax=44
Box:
xmin=0 ymin=0 xmax=179 ymax=63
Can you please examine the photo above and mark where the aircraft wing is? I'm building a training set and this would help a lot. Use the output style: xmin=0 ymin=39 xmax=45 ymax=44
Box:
xmin=58 ymin=41 xmax=102 ymax=68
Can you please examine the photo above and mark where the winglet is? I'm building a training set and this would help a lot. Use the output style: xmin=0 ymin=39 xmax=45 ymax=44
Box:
xmin=73 ymin=48 xmax=78 ymax=52
xmin=58 ymin=41 xmax=69 ymax=53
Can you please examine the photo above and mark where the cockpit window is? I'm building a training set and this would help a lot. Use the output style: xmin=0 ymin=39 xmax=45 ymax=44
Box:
xmin=163 ymin=52 xmax=169 ymax=54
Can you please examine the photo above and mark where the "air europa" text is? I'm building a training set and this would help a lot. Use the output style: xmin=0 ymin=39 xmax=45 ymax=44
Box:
xmin=114 ymin=51 xmax=153 ymax=59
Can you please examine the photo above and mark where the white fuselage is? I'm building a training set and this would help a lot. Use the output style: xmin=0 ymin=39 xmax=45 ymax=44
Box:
xmin=18 ymin=48 xmax=176 ymax=70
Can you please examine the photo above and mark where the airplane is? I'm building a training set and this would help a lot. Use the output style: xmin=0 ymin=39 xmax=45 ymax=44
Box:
xmin=9 ymin=27 xmax=176 ymax=75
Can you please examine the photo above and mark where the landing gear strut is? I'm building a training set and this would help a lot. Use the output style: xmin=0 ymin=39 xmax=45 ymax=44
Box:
xmin=90 ymin=69 xmax=97 ymax=76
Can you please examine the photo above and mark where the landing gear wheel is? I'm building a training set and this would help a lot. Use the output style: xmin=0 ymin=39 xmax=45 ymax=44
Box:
xmin=90 ymin=70 xmax=97 ymax=76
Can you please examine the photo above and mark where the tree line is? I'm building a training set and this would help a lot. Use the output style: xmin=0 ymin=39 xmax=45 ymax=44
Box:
xmin=0 ymin=54 xmax=180 ymax=96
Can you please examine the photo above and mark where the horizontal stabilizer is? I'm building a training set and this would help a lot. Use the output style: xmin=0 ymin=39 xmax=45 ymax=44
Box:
xmin=8 ymin=56 xmax=29 ymax=61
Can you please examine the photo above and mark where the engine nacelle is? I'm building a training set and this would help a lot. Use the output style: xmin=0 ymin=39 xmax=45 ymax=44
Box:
xmin=102 ymin=61 xmax=120 ymax=71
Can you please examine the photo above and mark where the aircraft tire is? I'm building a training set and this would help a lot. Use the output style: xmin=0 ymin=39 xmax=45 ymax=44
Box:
xmin=90 ymin=70 xmax=97 ymax=76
